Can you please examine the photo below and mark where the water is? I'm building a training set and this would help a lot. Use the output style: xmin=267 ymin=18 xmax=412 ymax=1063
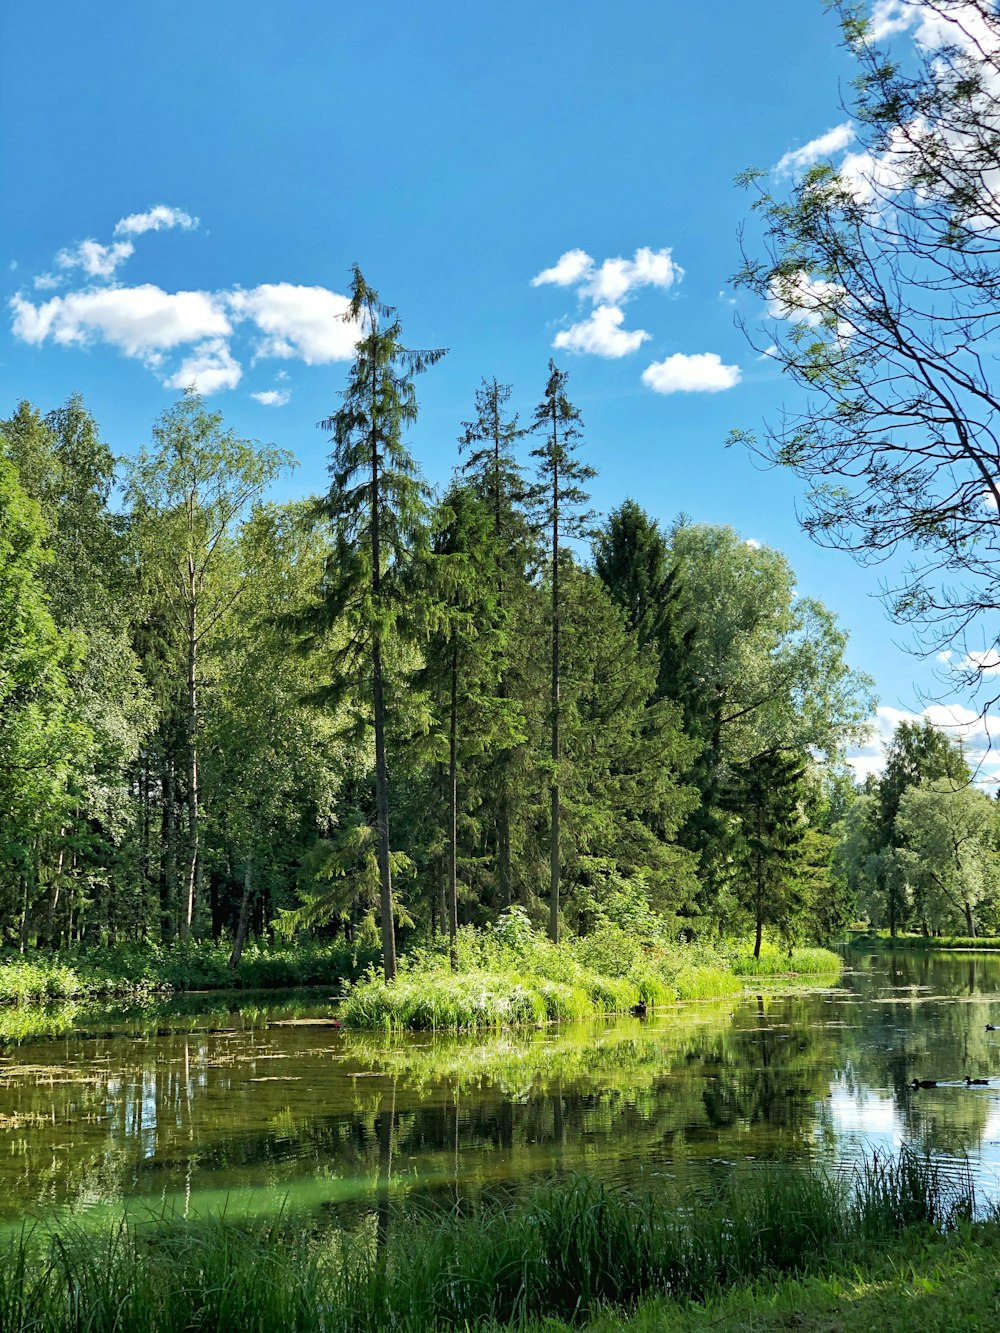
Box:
xmin=2 ymin=949 xmax=1000 ymax=1224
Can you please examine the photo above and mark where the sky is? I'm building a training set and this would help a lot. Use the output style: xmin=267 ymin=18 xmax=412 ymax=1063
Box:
xmin=1 ymin=0 xmax=993 ymax=781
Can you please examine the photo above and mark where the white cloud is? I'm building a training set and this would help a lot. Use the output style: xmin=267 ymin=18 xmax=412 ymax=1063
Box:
xmin=580 ymin=247 xmax=682 ymax=304
xmin=553 ymin=304 xmax=650 ymax=358
xmin=33 ymin=272 xmax=61 ymax=291
xmin=641 ymin=351 xmax=742 ymax=394
xmin=958 ymin=650 xmax=1000 ymax=676
xmin=533 ymin=245 xmax=681 ymax=359
xmin=775 ymin=122 xmax=856 ymax=176
xmin=937 ymin=650 xmax=954 ymax=663
xmin=868 ymin=0 xmax=918 ymax=42
xmin=165 ymin=338 xmax=241 ymax=394
xmin=11 ymin=285 xmax=231 ymax=361
xmin=56 ymin=238 xmax=134 ymax=279
xmin=846 ymin=701 xmax=999 ymax=784
xmin=984 ymin=491 xmax=999 ymax=511
xmin=745 ymin=538 xmax=762 ymax=549
xmin=228 ymin=283 xmax=359 ymax=364
xmin=250 ymin=388 xmax=291 ymax=407
xmin=114 ymin=205 xmax=199 ymax=237
xmin=531 ymin=249 xmax=594 ymax=288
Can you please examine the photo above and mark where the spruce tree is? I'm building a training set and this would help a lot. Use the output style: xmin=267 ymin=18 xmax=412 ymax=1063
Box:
xmin=459 ymin=378 xmax=531 ymax=906
xmin=318 ymin=267 xmax=445 ymax=982
xmin=529 ymin=361 xmax=595 ymax=943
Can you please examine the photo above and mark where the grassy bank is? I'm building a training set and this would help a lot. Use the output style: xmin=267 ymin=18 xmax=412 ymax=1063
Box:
xmin=0 ymin=938 xmax=377 ymax=1007
xmin=342 ymin=912 xmax=842 ymax=1032
xmin=0 ymin=1150 xmax=982 ymax=1332
xmin=848 ymin=930 xmax=1000 ymax=952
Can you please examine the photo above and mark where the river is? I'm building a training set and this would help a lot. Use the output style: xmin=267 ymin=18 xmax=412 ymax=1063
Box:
xmin=2 ymin=949 xmax=999 ymax=1225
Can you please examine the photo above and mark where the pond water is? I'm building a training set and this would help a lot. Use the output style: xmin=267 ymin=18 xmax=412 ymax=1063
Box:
xmin=3 ymin=949 xmax=1000 ymax=1226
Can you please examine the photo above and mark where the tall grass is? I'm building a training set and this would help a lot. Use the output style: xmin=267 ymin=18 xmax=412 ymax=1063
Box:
xmin=0 ymin=939 xmax=376 ymax=1008
xmin=0 ymin=1149 xmax=977 ymax=1333
xmin=341 ymin=913 xmax=843 ymax=1032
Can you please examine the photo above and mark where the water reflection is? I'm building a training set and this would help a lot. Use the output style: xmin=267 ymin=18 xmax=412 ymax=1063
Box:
xmin=2 ymin=951 xmax=1000 ymax=1222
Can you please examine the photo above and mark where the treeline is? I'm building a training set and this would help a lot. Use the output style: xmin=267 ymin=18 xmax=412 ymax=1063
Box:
xmin=0 ymin=272 xmax=874 ymax=973
xmin=839 ymin=719 xmax=1000 ymax=939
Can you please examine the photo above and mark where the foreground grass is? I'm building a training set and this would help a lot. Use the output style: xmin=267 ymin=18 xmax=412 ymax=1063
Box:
xmin=573 ymin=1225 xmax=1000 ymax=1333
xmin=0 ymin=1150 xmax=982 ymax=1332
xmin=343 ymin=914 xmax=842 ymax=1032
xmin=0 ymin=938 xmax=377 ymax=1007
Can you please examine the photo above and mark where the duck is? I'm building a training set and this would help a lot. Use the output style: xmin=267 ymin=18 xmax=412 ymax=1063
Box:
xmin=910 ymin=1078 xmax=938 ymax=1089
xmin=630 ymin=1001 xmax=648 ymax=1019
xmin=965 ymin=1076 xmax=990 ymax=1086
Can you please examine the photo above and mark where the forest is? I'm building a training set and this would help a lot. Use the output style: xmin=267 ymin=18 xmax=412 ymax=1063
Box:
xmin=5 ymin=263 xmax=992 ymax=995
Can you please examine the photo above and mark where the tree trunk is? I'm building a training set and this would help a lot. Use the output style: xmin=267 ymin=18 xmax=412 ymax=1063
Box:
xmin=448 ymin=641 xmax=459 ymax=969
xmin=549 ymin=435 xmax=561 ymax=945
xmin=373 ymin=636 xmax=397 ymax=983
xmin=182 ymin=579 xmax=199 ymax=940
xmin=229 ymin=859 xmax=256 ymax=969
xmin=965 ymin=900 xmax=976 ymax=938
xmin=497 ymin=784 xmax=512 ymax=909
xmin=161 ymin=754 xmax=176 ymax=943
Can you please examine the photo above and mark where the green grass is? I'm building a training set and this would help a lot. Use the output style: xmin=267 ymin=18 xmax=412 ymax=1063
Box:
xmin=0 ymin=1149 xmax=982 ymax=1332
xmin=341 ymin=914 xmax=843 ymax=1032
xmin=0 ymin=938 xmax=377 ymax=1007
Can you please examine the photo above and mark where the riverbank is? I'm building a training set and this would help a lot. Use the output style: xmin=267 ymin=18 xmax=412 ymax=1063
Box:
xmin=0 ymin=1150 xmax=982 ymax=1333
xmin=342 ymin=916 xmax=842 ymax=1031
xmin=0 ymin=938 xmax=377 ymax=1006
xmin=848 ymin=930 xmax=1000 ymax=952
xmin=0 ymin=920 xmax=840 ymax=1025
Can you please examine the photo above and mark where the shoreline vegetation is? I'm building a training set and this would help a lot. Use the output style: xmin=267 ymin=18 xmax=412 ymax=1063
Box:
xmin=0 ymin=1149 xmax=985 ymax=1333
xmin=848 ymin=930 xmax=1000 ymax=953
xmin=0 ymin=915 xmax=841 ymax=1030
xmin=340 ymin=914 xmax=841 ymax=1032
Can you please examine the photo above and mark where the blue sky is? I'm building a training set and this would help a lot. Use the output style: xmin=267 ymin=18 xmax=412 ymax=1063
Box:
xmin=1 ymin=0 xmax=989 ymax=778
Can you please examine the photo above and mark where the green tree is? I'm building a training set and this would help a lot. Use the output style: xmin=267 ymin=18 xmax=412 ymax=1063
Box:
xmin=315 ymin=266 xmax=445 ymax=981
xmin=418 ymin=484 xmax=521 ymax=962
xmin=126 ymin=394 xmax=293 ymax=939
xmin=896 ymin=781 xmax=999 ymax=937
xmin=723 ymin=749 xmax=808 ymax=957
xmin=529 ymin=361 xmax=595 ymax=943
xmin=733 ymin=1 xmax=1000 ymax=700
xmin=666 ymin=523 xmax=873 ymax=922
xmin=0 ymin=456 xmax=82 ymax=942
xmin=459 ymin=378 xmax=531 ymax=905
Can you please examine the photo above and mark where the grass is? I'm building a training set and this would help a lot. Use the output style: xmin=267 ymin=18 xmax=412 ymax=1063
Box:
xmin=341 ymin=912 xmax=842 ymax=1032
xmin=0 ymin=938 xmax=377 ymax=1007
xmin=0 ymin=1149 xmax=983 ymax=1332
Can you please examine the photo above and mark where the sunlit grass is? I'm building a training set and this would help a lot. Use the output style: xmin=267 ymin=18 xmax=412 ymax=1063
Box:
xmin=0 ymin=1149 xmax=980 ymax=1333
xmin=0 ymin=939 xmax=376 ymax=1008
xmin=341 ymin=915 xmax=842 ymax=1032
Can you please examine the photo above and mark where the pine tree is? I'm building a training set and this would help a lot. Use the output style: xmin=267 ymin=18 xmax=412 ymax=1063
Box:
xmin=723 ymin=750 xmax=808 ymax=957
xmin=459 ymin=378 xmax=532 ymax=906
xmin=529 ymin=361 xmax=595 ymax=943
xmin=317 ymin=267 xmax=445 ymax=982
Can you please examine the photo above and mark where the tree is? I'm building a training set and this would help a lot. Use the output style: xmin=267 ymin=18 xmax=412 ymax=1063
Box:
xmin=126 ymin=394 xmax=293 ymax=939
xmin=459 ymin=378 xmax=531 ymax=906
xmin=878 ymin=718 xmax=970 ymax=933
xmin=896 ymin=781 xmax=999 ymax=937
xmin=722 ymin=749 xmax=808 ymax=957
xmin=413 ymin=485 xmax=516 ymax=962
xmin=316 ymin=266 xmax=445 ymax=982
xmin=0 ymin=455 xmax=82 ymax=942
xmin=734 ymin=2 xmax=1000 ymax=706
xmin=529 ymin=361 xmax=595 ymax=943
xmin=665 ymin=523 xmax=874 ymax=921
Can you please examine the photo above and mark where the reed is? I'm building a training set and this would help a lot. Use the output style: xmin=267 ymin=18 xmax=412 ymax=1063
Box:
xmin=0 ymin=1150 xmax=980 ymax=1333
